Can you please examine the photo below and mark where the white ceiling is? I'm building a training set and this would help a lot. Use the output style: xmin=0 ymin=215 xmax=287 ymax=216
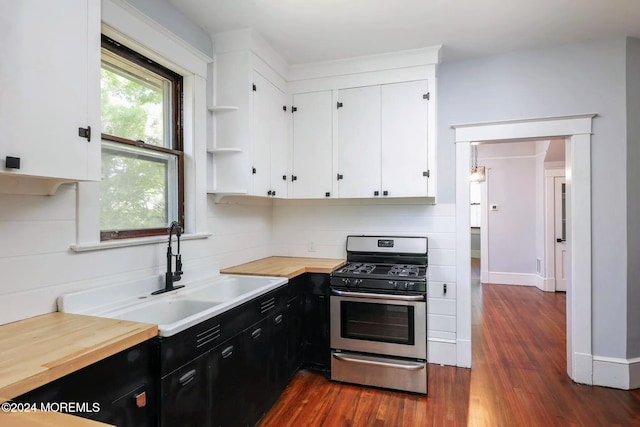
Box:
xmin=168 ymin=0 xmax=640 ymax=64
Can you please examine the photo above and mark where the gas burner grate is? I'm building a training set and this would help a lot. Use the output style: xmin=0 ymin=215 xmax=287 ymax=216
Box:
xmin=343 ymin=263 xmax=376 ymax=274
xmin=388 ymin=265 xmax=421 ymax=277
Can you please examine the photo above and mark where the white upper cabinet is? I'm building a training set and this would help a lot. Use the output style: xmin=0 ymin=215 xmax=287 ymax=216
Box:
xmin=291 ymin=91 xmax=333 ymax=199
xmin=335 ymin=80 xmax=431 ymax=198
xmin=252 ymin=71 xmax=288 ymax=198
xmin=0 ymin=0 xmax=100 ymax=194
xmin=336 ymin=86 xmax=382 ymax=198
xmin=381 ymin=80 xmax=430 ymax=197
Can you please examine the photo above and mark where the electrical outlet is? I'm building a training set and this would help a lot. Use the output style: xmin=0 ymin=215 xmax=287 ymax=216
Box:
xmin=308 ymin=240 xmax=316 ymax=252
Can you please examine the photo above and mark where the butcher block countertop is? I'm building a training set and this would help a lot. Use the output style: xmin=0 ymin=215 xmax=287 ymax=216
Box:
xmin=0 ymin=410 xmax=113 ymax=426
xmin=220 ymin=256 xmax=346 ymax=278
xmin=0 ymin=312 xmax=157 ymax=427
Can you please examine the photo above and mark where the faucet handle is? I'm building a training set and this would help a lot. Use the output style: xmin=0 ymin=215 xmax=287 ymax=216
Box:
xmin=175 ymin=254 xmax=183 ymax=275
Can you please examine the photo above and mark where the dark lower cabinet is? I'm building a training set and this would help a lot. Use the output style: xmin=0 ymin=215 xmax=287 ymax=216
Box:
xmin=15 ymin=339 xmax=156 ymax=427
xmin=19 ymin=273 xmax=334 ymax=427
xmin=210 ymin=333 xmax=246 ymax=427
xmin=301 ymin=273 xmax=331 ymax=371
xmin=160 ymin=352 xmax=210 ymax=427
xmin=286 ymin=276 xmax=305 ymax=380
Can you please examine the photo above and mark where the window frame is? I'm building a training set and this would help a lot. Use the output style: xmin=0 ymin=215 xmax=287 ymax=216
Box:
xmin=100 ymin=34 xmax=185 ymax=241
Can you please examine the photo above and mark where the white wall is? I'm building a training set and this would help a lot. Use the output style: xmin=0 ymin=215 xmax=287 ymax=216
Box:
xmin=271 ymin=198 xmax=458 ymax=364
xmin=0 ymin=187 xmax=272 ymax=325
xmin=478 ymin=142 xmax=537 ymax=283
xmin=626 ymin=38 xmax=640 ymax=360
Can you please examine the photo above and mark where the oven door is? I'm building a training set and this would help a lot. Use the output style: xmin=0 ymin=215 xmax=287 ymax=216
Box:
xmin=330 ymin=289 xmax=426 ymax=359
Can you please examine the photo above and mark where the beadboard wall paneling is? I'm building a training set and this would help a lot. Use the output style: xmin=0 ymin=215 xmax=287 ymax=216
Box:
xmin=271 ymin=199 xmax=455 ymax=258
xmin=0 ymin=191 xmax=273 ymax=325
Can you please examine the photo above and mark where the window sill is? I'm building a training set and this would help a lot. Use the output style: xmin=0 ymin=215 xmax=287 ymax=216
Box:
xmin=70 ymin=232 xmax=211 ymax=253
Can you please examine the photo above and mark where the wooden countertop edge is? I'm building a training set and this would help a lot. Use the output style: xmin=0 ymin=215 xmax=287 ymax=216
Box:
xmin=220 ymin=256 xmax=346 ymax=279
xmin=0 ymin=410 xmax=114 ymax=427
xmin=0 ymin=317 xmax=157 ymax=401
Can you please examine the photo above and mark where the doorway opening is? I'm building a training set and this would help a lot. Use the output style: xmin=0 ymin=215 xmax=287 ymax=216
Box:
xmin=453 ymin=114 xmax=595 ymax=385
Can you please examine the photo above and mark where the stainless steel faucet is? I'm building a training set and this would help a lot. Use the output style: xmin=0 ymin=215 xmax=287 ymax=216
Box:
xmin=152 ymin=221 xmax=185 ymax=295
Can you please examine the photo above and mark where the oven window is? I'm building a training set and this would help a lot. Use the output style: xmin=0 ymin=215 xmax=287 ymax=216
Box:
xmin=340 ymin=301 xmax=415 ymax=345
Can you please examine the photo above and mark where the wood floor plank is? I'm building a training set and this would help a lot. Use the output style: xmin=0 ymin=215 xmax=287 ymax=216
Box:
xmin=259 ymin=260 xmax=640 ymax=426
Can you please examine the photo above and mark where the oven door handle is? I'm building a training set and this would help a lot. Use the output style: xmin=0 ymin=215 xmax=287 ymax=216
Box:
xmin=332 ymin=353 xmax=426 ymax=371
xmin=330 ymin=289 xmax=425 ymax=301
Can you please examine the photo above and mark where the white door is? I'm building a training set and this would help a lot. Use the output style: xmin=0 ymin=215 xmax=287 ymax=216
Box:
xmin=554 ymin=177 xmax=567 ymax=291
xmin=336 ymin=86 xmax=381 ymax=198
xmin=291 ymin=91 xmax=333 ymax=198
xmin=381 ymin=80 xmax=430 ymax=197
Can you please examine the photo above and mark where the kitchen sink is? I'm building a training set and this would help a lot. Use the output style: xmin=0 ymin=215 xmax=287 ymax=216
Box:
xmin=58 ymin=274 xmax=288 ymax=337
xmin=183 ymin=275 xmax=284 ymax=302
xmin=109 ymin=299 xmax=221 ymax=325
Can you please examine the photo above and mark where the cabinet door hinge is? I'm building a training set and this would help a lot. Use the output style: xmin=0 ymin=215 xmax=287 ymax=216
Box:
xmin=78 ymin=126 xmax=91 ymax=142
xmin=291 ymin=106 xmax=297 ymax=113
xmin=252 ymin=84 xmax=257 ymax=91
xmin=423 ymin=93 xmax=430 ymax=100
xmin=423 ymin=170 xmax=430 ymax=177
xmin=336 ymin=101 xmax=343 ymax=109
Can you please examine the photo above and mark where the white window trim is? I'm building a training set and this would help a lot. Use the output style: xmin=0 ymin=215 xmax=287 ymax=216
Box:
xmin=74 ymin=0 xmax=212 ymax=250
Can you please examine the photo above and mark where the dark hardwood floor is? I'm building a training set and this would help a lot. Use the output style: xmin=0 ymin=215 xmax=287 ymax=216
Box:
xmin=259 ymin=260 xmax=640 ymax=426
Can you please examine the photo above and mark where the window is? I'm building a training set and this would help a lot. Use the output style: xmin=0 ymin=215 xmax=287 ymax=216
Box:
xmin=100 ymin=35 xmax=184 ymax=241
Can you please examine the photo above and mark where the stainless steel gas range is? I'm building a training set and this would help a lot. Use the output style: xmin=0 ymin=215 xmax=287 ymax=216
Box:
xmin=330 ymin=235 xmax=428 ymax=394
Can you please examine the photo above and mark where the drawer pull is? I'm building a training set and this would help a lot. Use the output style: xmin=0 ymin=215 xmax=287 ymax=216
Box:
xmin=179 ymin=369 xmax=196 ymax=386
xmin=251 ymin=328 xmax=262 ymax=340
xmin=221 ymin=345 xmax=234 ymax=359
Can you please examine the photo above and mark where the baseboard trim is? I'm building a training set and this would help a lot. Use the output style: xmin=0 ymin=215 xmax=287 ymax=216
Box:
xmin=592 ymin=356 xmax=640 ymax=389
xmin=486 ymin=272 xmax=537 ymax=286
xmin=427 ymin=339 xmax=456 ymax=366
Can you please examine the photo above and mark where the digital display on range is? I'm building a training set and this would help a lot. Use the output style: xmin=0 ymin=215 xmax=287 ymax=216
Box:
xmin=378 ymin=239 xmax=394 ymax=248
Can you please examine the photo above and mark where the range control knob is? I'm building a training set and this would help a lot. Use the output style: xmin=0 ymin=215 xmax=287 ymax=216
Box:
xmin=342 ymin=278 xmax=351 ymax=287
xmin=355 ymin=279 xmax=362 ymax=287
xmin=388 ymin=281 xmax=398 ymax=289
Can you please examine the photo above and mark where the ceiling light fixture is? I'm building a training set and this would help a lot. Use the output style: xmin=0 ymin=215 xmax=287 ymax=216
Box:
xmin=470 ymin=145 xmax=485 ymax=182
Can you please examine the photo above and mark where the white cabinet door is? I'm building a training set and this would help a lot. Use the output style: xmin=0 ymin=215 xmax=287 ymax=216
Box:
xmin=0 ymin=0 xmax=99 ymax=182
xmin=252 ymin=72 xmax=273 ymax=197
xmin=381 ymin=80 xmax=430 ymax=197
xmin=336 ymin=86 xmax=381 ymax=198
xmin=252 ymin=71 xmax=288 ymax=197
xmin=292 ymin=91 xmax=333 ymax=198
xmin=269 ymin=85 xmax=289 ymax=198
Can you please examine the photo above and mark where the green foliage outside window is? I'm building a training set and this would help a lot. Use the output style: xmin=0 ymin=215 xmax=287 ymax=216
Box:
xmin=99 ymin=48 xmax=178 ymax=235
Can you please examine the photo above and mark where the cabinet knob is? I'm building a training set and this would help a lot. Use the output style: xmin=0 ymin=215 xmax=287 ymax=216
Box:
xmin=383 ymin=190 xmax=389 ymax=196
xmin=337 ymin=173 xmax=343 ymax=181
xmin=5 ymin=156 xmax=20 ymax=170
xmin=374 ymin=191 xmax=379 ymax=196
xmin=252 ymin=167 xmax=257 ymax=175
xmin=267 ymin=190 xmax=273 ymax=196
xmin=325 ymin=192 xmax=330 ymax=197
xmin=272 ymin=190 xmax=276 ymax=196
xmin=78 ymin=126 xmax=91 ymax=142
xmin=282 ymin=175 xmax=287 ymax=181
xmin=291 ymin=175 xmax=298 ymax=181
xmin=134 ymin=391 xmax=147 ymax=408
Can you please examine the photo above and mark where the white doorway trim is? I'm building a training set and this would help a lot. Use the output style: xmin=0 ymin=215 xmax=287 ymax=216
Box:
xmin=453 ymin=113 xmax=595 ymax=385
